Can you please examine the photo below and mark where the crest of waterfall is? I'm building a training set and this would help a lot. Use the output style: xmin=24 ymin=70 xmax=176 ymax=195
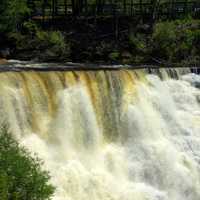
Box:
xmin=0 ymin=66 xmax=200 ymax=200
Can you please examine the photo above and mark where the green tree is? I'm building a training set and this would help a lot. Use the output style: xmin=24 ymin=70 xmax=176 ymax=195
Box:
xmin=0 ymin=126 xmax=55 ymax=200
xmin=0 ymin=0 xmax=30 ymax=33
xmin=152 ymin=21 xmax=177 ymax=60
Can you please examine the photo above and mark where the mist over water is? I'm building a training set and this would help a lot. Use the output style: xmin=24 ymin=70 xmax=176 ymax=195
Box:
xmin=0 ymin=67 xmax=200 ymax=200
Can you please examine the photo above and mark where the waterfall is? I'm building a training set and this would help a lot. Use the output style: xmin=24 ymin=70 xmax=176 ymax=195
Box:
xmin=0 ymin=67 xmax=200 ymax=200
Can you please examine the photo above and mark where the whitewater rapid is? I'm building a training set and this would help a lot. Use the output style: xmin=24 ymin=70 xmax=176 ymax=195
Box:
xmin=0 ymin=68 xmax=200 ymax=200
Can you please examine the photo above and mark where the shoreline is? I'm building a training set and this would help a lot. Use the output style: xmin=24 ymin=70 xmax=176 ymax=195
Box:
xmin=0 ymin=59 xmax=200 ymax=72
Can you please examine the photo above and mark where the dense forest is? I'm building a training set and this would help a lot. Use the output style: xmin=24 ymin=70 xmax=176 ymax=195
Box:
xmin=1 ymin=0 xmax=200 ymax=65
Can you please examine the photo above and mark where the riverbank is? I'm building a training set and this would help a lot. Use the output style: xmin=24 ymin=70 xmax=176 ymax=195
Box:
xmin=1 ymin=18 xmax=200 ymax=66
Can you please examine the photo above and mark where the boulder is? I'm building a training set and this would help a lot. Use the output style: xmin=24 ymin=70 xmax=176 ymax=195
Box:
xmin=0 ymin=58 xmax=8 ymax=64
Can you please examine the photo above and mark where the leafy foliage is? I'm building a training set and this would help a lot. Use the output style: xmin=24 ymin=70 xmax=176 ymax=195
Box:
xmin=0 ymin=0 xmax=30 ymax=32
xmin=36 ymin=31 xmax=70 ymax=60
xmin=36 ymin=31 xmax=66 ymax=51
xmin=0 ymin=126 xmax=55 ymax=200
xmin=151 ymin=19 xmax=200 ymax=64
xmin=109 ymin=51 xmax=120 ymax=62
xmin=9 ymin=30 xmax=70 ymax=61
xmin=152 ymin=22 xmax=177 ymax=60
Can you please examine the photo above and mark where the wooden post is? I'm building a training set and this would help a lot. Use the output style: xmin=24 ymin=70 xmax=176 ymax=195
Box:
xmin=123 ymin=0 xmax=126 ymax=14
xmin=71 ymin=0 xmax=76 ymax=16
xmin=55 ymin=0 xmax=58 ymax=15
xmin=140 ymin=0 xmax=143 ymax=21
xmin=170 ymin=0 xmax=174 ymax=19
xmin=131 ymin=0 xmax=133 ymax=16
xmin=64 ymin=0 xmax=67 ymax=16
xmin=151 ymin=0 xmax=159 ymax=25
xmin=114 ymin=0 xmax=119 ymax=41
xmin=94 ymin=0 xmax=97 ymax=30
xmin=184 ymin=0 xmax=188 ymax=15
xmin=52 ymin=0 xmax=55 ymax=23
xmin=85 ymin=0 xmax=88 ymax=14
xmin=96 ymin=0 xmax=103 ymax=14
xmin=42 ymin=0 xmax=46 ymax=28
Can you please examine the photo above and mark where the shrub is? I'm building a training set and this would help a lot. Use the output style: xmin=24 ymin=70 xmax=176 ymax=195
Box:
xmin=152 ymin=21 xmax=177 ymax=60
xmin=36 ymin=31 xmax=66 ymax=47
xmin=36 ymin=31 xmax=70 ymax=60
xmin=151 ymin=19 xmax=200 ymax=64
xmin=129 ymin=33 xmax=147 ymax=53
xmin=109 ymin=51 xmax=120 ymax=62
xmin=9 ymin=30 xmax=71 ymax=61
xmin=8 ymin=32 xmax=28 ymax=50
xmin=23 ymin=21 xmax=39 ymax=36
xmin=94 ymin=41 xmax=116 ymax=61
xmin=193 ymin=30 xmax=200 ymax=46
xmin=0 ymin=126 xmax=55 ymax=200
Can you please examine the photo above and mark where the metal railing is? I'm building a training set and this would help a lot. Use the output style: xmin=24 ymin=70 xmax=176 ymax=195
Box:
xmin=30 ymin=1 xmax=200 ymax=20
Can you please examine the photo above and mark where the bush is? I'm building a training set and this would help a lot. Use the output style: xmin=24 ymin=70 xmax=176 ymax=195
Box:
xmin=0 ymin=126 xmax=55 ymax=200
xmin=109 ymin=51 xmax=120 ymax=62
xmin=9 ymin=30 xmax=71 ymax=61
xmin=36 ymin=31 xmax=67 ymax=53
xmin=36 ymin=31 xmax=70 ymax=60
xmin=152 ymin=21 xmax=177 ymax=60
xmin=129 ymin=33 xmax=147 ymax=53
xmin=151 ymin=19 xmax=200 ymax=64
xmin=8 ymin=32 xmax=27 ymax=50
xmin=23 ymin=21 xmax=39 ymax=36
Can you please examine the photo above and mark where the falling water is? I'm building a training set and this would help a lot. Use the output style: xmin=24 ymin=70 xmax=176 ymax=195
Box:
xmin=0 ymin=66 xmax=200 ymax=200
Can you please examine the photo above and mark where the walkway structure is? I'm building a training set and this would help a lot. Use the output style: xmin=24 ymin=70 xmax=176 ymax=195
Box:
xmin=27 ymin=0 xmax=200 ymax=21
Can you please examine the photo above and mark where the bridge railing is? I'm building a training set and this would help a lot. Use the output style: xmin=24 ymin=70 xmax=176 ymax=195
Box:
xmin=30 ymin=1 xmax=200 ymax=20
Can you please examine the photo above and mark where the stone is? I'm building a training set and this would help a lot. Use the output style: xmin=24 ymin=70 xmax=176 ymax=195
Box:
xmin=0 ymin=58 xmax=8 ymax=64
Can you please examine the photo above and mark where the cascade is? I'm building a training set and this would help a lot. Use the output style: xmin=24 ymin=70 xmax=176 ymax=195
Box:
xmin=0 ymin=66 xmax=200 ymax=200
